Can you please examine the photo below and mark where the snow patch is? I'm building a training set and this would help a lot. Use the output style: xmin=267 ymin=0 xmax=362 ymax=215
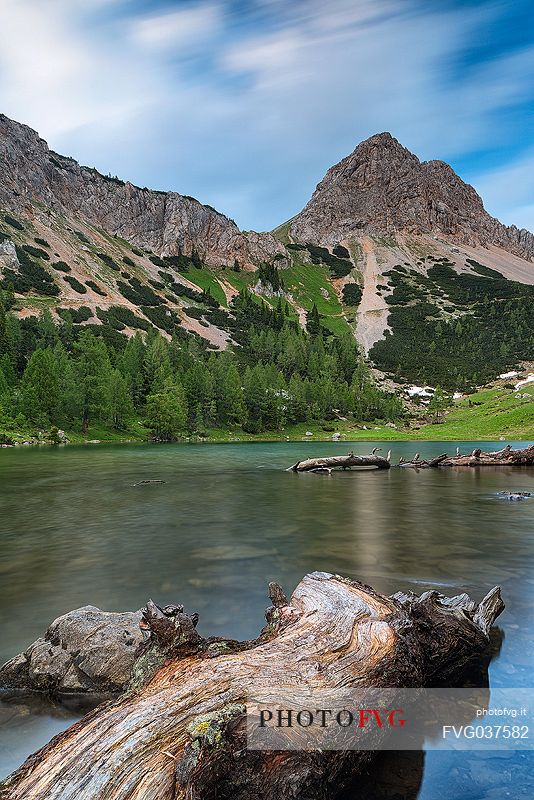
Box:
xmin=406 ymin=385 xmax=434 ymax=398
xmin=515 ymin=374 xmax=534 ymax=390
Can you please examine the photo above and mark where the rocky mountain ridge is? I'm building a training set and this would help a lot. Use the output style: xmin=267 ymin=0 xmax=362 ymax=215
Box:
xmin=287 ymin=132 xmax=534 ymax=261
xmin=0 ymin=114 xmax=283 ymax=269
xmin=0 ymin=113 xmax=533 ymax=372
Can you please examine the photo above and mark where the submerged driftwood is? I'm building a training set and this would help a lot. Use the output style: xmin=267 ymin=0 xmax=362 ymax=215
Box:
xmin=1 ymin=573 xmax=504 ymax=800
xmin=399 ymin=444 xmax=534 ymax=469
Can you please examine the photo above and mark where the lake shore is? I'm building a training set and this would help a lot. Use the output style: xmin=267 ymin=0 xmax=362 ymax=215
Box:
xmin=2 ymin=384 xmax=533 ymax=447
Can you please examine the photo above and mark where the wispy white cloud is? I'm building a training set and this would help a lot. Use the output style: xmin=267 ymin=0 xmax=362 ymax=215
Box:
xmin=0 ymin=0 xmax=159 ymax=138
xmin=0 ymin=0 xmax=531 ymax=232
xmin=129 ymin=5 xmax=222 ymax=52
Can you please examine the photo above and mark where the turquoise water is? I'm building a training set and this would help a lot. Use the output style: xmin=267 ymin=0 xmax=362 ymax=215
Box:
xmin=0 ymin=440 xmax=533 ymax=796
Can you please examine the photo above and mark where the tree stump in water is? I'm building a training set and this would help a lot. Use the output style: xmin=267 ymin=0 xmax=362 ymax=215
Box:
xmin=1 ymin=573 xmax=504 ymax=800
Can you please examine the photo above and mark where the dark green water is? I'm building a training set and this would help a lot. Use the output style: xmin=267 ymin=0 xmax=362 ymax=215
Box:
xmin=0 ymin=440 xmax=533 ymax=797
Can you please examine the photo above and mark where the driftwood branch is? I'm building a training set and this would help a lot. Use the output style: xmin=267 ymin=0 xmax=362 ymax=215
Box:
xmin=399 ymin=444 xmax=534 ymax=469
xmin=1 ymin=573 xmax=504 ymax=800
xmin=289 ymin=450 xmax=391 ymax=472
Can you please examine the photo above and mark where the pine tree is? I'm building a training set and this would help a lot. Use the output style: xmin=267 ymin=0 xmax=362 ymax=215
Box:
xmin=220 ymin=363 xmax=246 ymax=425
xmin=119 ymin=333 xmax=146 ymax=407
xmin=184 ymin=361 xmax=214 ymax=426
xmin=37 ymin=310 xmax=60 ymax=349
xmin=144 ymin=334 xmax=172 ymax=394
xmin=109 ymin=368 xmax=134 ymax=429
xmin=0 ymin=297 xmax=7 ymax=357
xmin=428 ymin=386 xmax=448 ymax=422
xmin=20 ymin=347 xmax=61 ymax=425
xmin=145 ymin=381 xmax=188 ymax=441
xmin=75 ymin=331 xmax=113 ymax=431
xmin=306 ymin=303 xmax=321 ymax=335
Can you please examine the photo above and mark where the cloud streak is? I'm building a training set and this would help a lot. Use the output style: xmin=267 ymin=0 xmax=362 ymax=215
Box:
xmin=0 ymin=0 xmax=532 ymax=233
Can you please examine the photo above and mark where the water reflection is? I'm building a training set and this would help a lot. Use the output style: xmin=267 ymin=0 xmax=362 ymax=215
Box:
xmin=0 ymin=441 xmax=532 ymax=795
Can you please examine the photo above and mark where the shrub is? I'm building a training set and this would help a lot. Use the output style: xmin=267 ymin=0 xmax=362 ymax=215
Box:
xmin=23 ymin=244 xmax=50 ymax=261
xmin=117 ymin=277 xmax=163 ymax=306
xmin=333 ymin=244 xmax=350 ymax=259
xmin=141 ymin=305 xmax=178 ymax=333
xmin=85 ymin=280 xmax=107 ymax=296
xmin=80 ymin=323 xmax=127 ymax=350
xmin=120 ymin=271 xmax=131 ymax=279
xmin=0 ymin=246 xmax=59 ymax=296
xmin=101 ymin=305 xmax=150 ymax=331
xmin=73 ymin=230 xmax=90 ymax=244
xmin=204 ymin=308 xmax=232 ymax=328
xmin=242 ymin=419 xmax=262 ymax=434
xmin=123 ymin=256 xmax=135 ymax=268
xmin=57 ymin=306 xmax=92 ymax=323
xmin=131 ymin=247 xmax=144 ymax=257
xmin=466 ymin=259 xmax=504 ymax=279
xmin=63 ymin=275 xmax=87 ymax=294
xmin=34 ymin=237 xmax=50 ymax=248
xmin=148 ymin=254 xmax=167 ymax=268
xmin=184 ymin=306 xmax=203 ymax=319
xmin=96 ymin=307 xmax=125 ymax=330
xmin=342 ymin=283 xmax=362 ymax=306
xmin=52 ymin=260 xmax=71 ymax=273
xmin=305 ymin=243 xmax=352 ymax=278
xmin=163 ymin=279 xmax=204 ymax=304
xmin=96 ymin=252 xmax=120 ymax=271
xmin=3 ymin=215 xmax=24 ymax=231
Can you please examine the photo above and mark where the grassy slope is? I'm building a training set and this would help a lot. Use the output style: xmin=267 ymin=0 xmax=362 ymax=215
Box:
xmin=282 ymin=255 xmax=352 ymax=336
xmin=179 ymin=267 xmax=228 ymax=307
xmin=415 ymin=385 xmax=534 ymax=440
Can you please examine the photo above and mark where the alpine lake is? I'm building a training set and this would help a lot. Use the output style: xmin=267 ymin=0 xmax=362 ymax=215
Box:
xmin=0 ymin=440 xmax=532 ymax=799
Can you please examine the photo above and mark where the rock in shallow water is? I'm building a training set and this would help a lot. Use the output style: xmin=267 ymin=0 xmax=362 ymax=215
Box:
xmin=0 ymin=605 xmax=143 ymax=695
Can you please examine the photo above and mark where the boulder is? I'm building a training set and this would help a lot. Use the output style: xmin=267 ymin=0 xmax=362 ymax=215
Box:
xmin=0 ymin=605 xmax=143 ymax=696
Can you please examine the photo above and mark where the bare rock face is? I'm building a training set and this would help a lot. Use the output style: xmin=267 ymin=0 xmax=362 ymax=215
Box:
xmin=0 ymin=238 xmax=18 ymax=269
xmin=289 ymin=132 xmax=534 ymax=261
xmin=0 ymin=114 xmax=284 ymax=268
xmin=0 ymin=606 xmax=143 ymax=695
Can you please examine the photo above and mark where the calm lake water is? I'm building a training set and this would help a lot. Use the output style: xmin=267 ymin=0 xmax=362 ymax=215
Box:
xmin=0 ymin=440 xmax=533 ymax=798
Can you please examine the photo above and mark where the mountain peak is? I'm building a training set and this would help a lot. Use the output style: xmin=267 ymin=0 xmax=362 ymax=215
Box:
xmin=289 ymin=134 xmax=534 ymax=261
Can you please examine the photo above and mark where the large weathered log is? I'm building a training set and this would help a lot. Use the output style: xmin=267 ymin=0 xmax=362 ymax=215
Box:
xmin=289 ymin=451 xmax=391 ymax=472
xmin=1 ymin=573 xmax=504 ymax=800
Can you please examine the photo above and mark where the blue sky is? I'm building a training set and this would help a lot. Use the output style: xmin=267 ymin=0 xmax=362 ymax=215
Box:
xmin=0 ymin=0 xmax=532 ymax=232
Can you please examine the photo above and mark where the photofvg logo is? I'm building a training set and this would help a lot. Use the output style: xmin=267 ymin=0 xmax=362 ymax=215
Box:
xmin=258 ymin=707 xmax=406 ymax=729
xmin=246 ymin=688 xmax=533 ymax=751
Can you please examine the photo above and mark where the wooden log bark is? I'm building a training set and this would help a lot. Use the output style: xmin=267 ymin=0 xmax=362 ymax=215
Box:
xmin=399 ymin=444 xmax=534 ymax=469
xmin=441 ymin=443 xmax=534 ymax=467
xmin=289 ymin=452 xmax=391 ymax=472
xmin=1 ymin=573 xmax=504 ymax=800
xmin=398 ymin=453 xmax=449 ymax=469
